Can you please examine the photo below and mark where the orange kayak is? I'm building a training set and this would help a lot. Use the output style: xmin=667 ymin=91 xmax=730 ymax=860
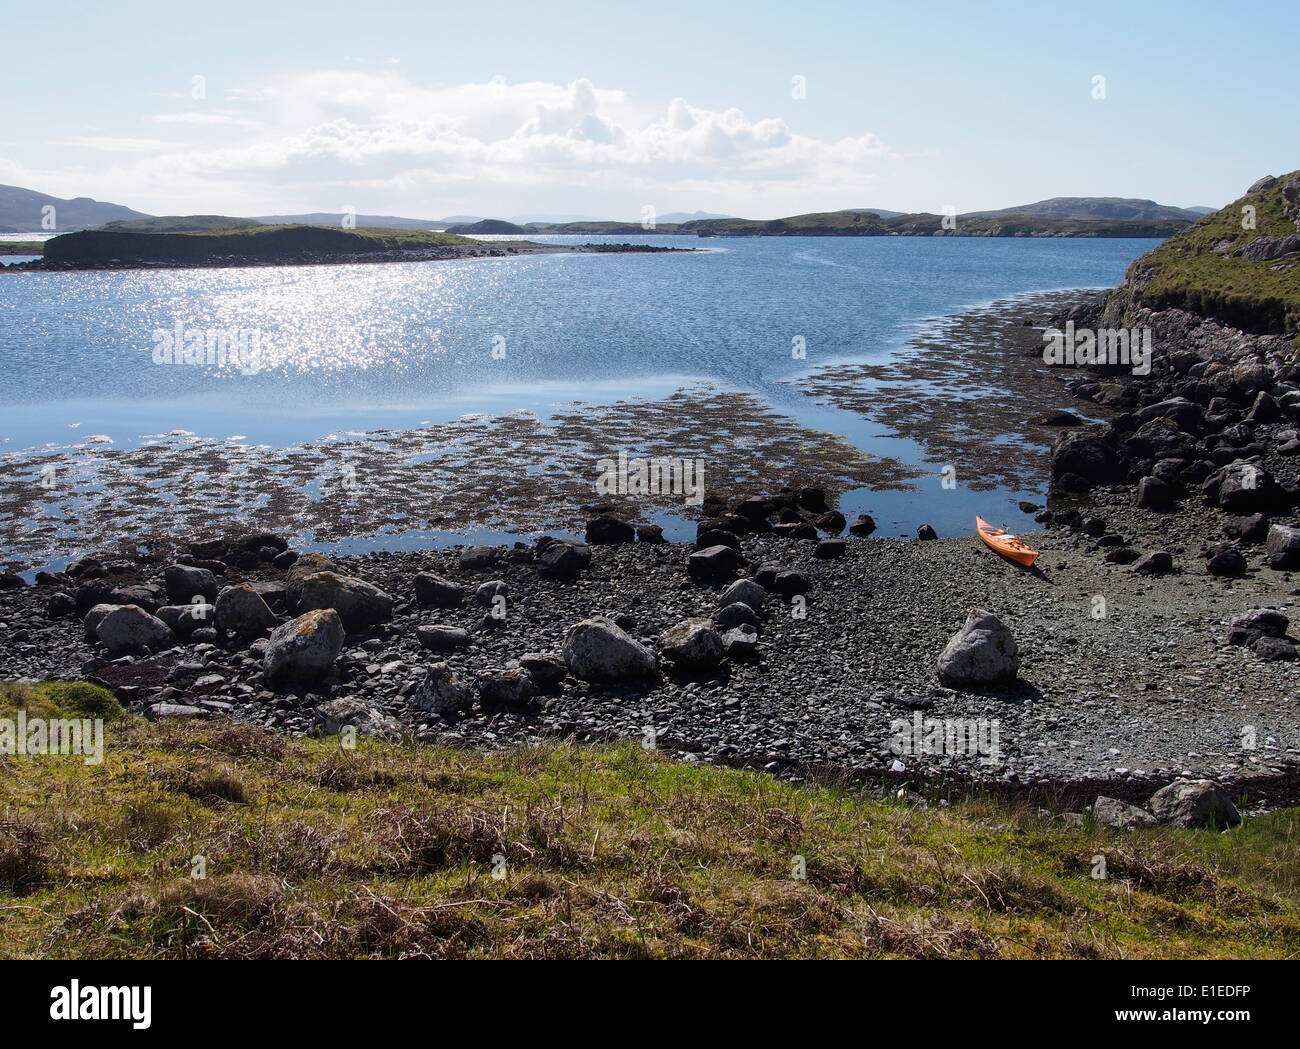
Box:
xmin=976 ymin=516 xmax=1039 ymax=567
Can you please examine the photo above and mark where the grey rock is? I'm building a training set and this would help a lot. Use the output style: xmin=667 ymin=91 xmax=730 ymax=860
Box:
xmin=96 ymin=605 xmax=175 ymax=654
xmin=156 ymin=602 xmax=215 ymax=636
xmin=1093 ymin=796 xmax=1157 ymax=830
xmin=562 ymin=616 xmax=657 ymax=682
xmin=1132 ymin=551 xmax=1174 ymax=575
xmin=535 ymin=537 xmax=592 ymax=578
xmin=1147 ymin=779 xmax=1241 ymax=830
xmin=659 ymin=618 xmax=724 ymax=668
xmin=519 ymin=652 xmax=567 ymax=687
xmin=417 ymin=624 xmax=471 ymax=651
xmin=722 ymin=624 xmax=760 ymax=658
xmin=413 ymin=662 xmax=474 ymax=714
xmin=214 ymin=584 xmax=277 ymax=637
xmin=291 ymin=571 xmax=393 ymax=629
xmin=478 ymin=667 xmax=536 ymax=708
xmin=263 ymin=609 xmax=346 ymax=687
xmin=313 ymin=697 xmax=402 ymax=740
xmin=936 ymin=609 xmax=1019 ymax=687
xmin=718 ymin=578 xmax=766 ymax=610
xmin=163 ymin=563 xmax=219 ymax=604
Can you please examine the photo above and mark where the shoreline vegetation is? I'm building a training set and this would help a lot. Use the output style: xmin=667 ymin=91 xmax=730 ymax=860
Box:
xmin=2 ymin=224 xmax=691 ymax=272
xmin=2 ymin=683 xmax=1296 ymax=959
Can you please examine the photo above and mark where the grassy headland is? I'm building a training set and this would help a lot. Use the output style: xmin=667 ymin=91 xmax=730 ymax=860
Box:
xmin=2 ymin=681 xmax=1297 ymax=959
xmin=1107 ymin=169 xmax=1300 ymax=336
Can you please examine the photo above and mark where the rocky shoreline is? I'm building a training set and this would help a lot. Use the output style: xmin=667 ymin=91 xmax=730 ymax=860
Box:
xmin=3 ymin=286 xmax=1300 ymax=817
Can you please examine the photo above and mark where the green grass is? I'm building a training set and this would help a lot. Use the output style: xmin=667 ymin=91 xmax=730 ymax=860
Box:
xmin=99 ymin=216 xmax=265 ymax=233
xmin=2 ymin=681 xmax=1297 ymax=959
xmin=1122 ymin=169 xmax=1300 ymax=335
xmin=0 ymin=241 xmax=44 ymax=254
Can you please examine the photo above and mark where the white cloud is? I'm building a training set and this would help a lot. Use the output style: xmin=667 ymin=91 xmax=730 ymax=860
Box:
xmin=19 ymin=72 xmax=898 ymax=217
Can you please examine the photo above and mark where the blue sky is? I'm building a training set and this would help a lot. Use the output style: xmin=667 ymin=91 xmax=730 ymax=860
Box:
xmin=1 ymin=0 xmax=1296 ymax=220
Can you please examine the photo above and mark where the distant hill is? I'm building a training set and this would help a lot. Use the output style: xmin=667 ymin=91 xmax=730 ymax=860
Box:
xmin=966 ymin=197 xmax=1204 ymax=223
xmin=0 ymin=184 xmax=148 ymax=233
xmin=101 ymin=216 xmax=262 ymax=233
xmin=444 ymin=218 xmax=528 ymax=235
xmin=678 ymin=208 xmax=1193 ymax=238
xmin=256 ymin=212 xmax=445 ymax=230
xmin=657 ymin=210 xmax=732 ymax=223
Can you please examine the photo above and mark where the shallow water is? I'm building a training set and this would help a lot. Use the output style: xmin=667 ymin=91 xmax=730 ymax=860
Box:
xmin=0 ymin=235 xmax=1153 ymax=562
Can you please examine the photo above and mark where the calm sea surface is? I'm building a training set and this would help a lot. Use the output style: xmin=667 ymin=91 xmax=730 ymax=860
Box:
xmin=0 ymin=235 xmax=1155 ymax=546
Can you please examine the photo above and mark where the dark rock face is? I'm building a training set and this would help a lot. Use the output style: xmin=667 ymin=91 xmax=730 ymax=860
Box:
xmin=916 ymin=525 xmax=938 ymax=541
xmin=1206 ymin=547 xmax=1247 ymax=577
xmin=687 ymin=545 xmax=741 ymax=580
xmin=1132 ymin=551 xmax=1173 ymax=575
xmin=535 ymin=537 xmax=592 ymax=579
xmin=848 ymin=514 xmax=877 ymax=536
xmin=414 ymin=573 xmax=465 ymax=608
xmin=459 ymin=546 xmax=500 ymax=570
xmin=1050 ymin=431 xmax=1123 ymax=487
xmin=585 ymin=514 xmax=635 ymax=544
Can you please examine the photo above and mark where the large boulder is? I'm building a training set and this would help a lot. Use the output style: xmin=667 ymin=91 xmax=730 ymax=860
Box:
xmin=659 ymin=618 xmax=724 ymax=668
xmin=1146 ymin=779 xmax=1241 ymax=830
xmin=290 ymin=571 xmax=393 ymax=629
xmin=936 ymin=610 xmax=1019 ymax=687
xmin=412 ymin=662 xmax=473 ymax=714
xmin=163 ymin=564 xmax=219 ymax=604
xmin=585 ymin=514 xmax=635 ymax=544
xmin=561 ymin=616 xmax=657 ymax=682
xmin=263 ymin=609 xmax=346 ymax=687
xmin=535 ymin=537 xmax=592 ymax=578
xmin=413 ymin=572 xmax=464 ymax=608
xmin=95 ymin=605 xmax=175 ymax=654
xmin=1050 ymin=431 xmax=1123 ymax=487
xmin=687 ymin=545 xmax=741 ymax=580
xmin=214 ymin=584 xmax=277 ymax=637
